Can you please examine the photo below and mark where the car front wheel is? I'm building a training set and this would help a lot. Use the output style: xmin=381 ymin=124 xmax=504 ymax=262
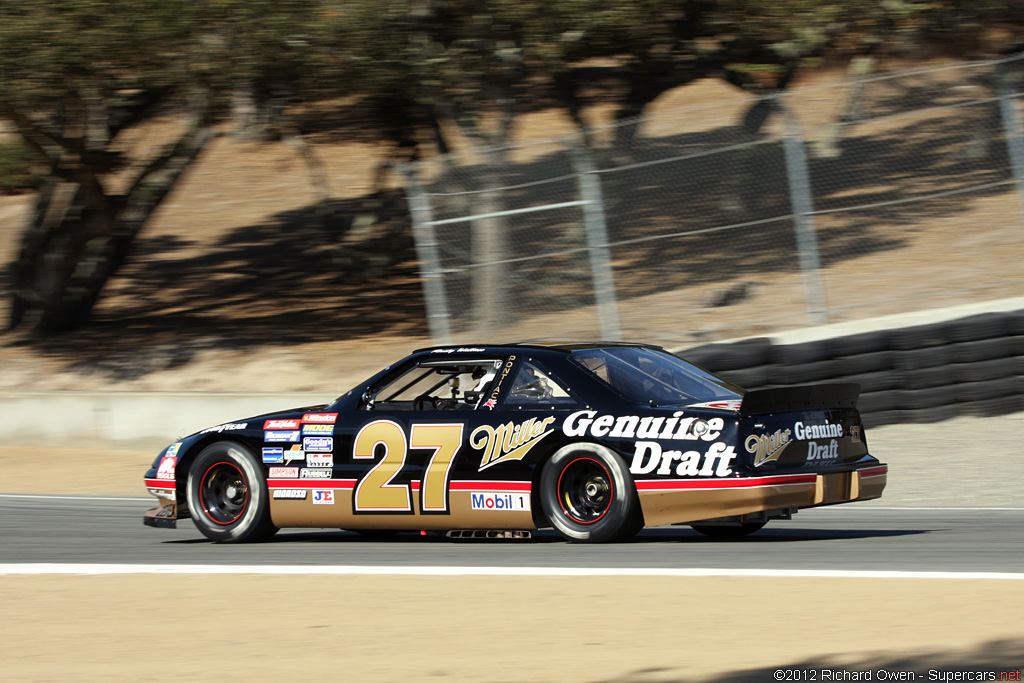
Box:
xmin=540 ymin=443 xmax=643 ymax=543
xmin=186 ymin=441 xmax=278 ymax=543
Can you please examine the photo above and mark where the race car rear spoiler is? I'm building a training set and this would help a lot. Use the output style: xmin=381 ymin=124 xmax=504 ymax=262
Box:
xmin=740 ymin=383 xmax=861 ymax=414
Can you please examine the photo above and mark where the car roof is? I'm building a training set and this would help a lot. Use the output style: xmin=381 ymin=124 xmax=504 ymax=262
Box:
xmin=412 ymin=341 xmax=666 ymax=355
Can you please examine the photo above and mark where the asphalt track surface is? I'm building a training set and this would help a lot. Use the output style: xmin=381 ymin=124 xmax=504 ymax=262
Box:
xmin=1 ymin=494 xmax=1021 ymax=573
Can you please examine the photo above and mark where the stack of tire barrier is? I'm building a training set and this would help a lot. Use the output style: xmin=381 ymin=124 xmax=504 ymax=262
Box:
xmin=680 ymin=310 xmax=1024 ymax=428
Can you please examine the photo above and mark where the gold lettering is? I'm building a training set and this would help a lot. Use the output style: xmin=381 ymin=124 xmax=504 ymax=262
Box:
xmin=476 ymin=417 xmax=556 ymax=470
xmin=744 ymin=429 xmax=792 ymax=467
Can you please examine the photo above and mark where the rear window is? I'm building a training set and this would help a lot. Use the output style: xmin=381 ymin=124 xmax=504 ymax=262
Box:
xmin=569 ymin=347 xmax=741 ymax=406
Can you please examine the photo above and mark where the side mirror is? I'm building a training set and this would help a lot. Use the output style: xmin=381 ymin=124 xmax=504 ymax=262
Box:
xmin=361 ymin=389 xmax=375 ymax=410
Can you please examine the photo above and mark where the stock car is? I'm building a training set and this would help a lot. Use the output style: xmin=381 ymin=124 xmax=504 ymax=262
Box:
xmin=143 ymin=342 xmax=887 ymax=543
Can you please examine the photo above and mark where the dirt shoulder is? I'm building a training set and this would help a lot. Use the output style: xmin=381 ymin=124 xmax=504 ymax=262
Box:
xmin=1 ymin=575 xmax=1021 ymax=682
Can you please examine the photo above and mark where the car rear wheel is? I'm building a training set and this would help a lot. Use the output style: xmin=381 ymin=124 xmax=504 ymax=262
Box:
xmin=186 ymin=441 xmax=278 ymax=543
xmin=690 ymin=521 xmax=766 ymax=538
xmin=540 ymin=443 xmax=643 ymax=543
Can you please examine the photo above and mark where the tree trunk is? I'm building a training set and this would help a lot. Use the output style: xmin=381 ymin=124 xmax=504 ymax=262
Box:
xmin=7 ymin=121 xmax=217 ymax=336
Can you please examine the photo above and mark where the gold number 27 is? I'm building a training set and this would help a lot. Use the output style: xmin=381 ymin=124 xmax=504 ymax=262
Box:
xmin=352 ymin=420 xmax=463 ymax=513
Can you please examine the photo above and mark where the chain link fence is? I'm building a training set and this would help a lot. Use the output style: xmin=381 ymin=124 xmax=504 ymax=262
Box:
xmin=401 ymin=54 xmax=1024 ymax=347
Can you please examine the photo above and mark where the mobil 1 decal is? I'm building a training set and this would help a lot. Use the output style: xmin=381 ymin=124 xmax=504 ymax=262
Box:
xmin=563 ymin=410 xmax=737 ymax=477
xmin=350 ymin=420 xmax=463 ymax=514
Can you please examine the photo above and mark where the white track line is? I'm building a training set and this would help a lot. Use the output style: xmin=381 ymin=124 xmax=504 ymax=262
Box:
xmin=0 ymin=494 xmax=150 ymax=502
xmin=1 ymin=564 xmax=1022 ymax=579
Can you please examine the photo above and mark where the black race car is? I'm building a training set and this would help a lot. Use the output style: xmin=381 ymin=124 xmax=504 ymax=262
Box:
xmin=144 ymin=342 xmax=886 ymax=543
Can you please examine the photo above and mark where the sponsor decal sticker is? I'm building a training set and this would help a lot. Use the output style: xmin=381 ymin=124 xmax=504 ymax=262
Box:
xmin=794 ymin=421 xmax=843 ymax=440
xmin=302 ymin=423 xmax=334 ymax=435
xmin=472 ymin=417 xmax=555 ymax=470
xmin=630 ymin=441 xmax=738 ymax=477
xmin=483 ymin=355 xmax=516 ymax=410
xmin=273 ymin=489 xmax=307 ymax=500
xmin=563 ymin=411 xmax=724 ymax=442
xmin=302 ymin=413 xmax=338 ymax=424
xmin=265 ymin=430 xmax=301 ymax=443
xmin=262 ymin=447 xmax=284 ymax=464
xmin=268 ymin=466 xmax=299 ymax=478
xmin=470 ymin=492 xmax=530 ymax=511
xmin=300 ymin=468 xmax=332 ymax=479
xmin=745 ymin=428 xmax=792 ymax=467
xmin=303 ymin=436 xmax=333 ymax=452
xmin=306 ymin=453 xmax=334 ymax=468
xmin=165 ymin=442 xmax=182 ymax=458
xmin=156 ymin=456 xmax=176 ymax=480
xmin=200 ymin=422 xmax=247 ymax=434
xmin=283 ymin=447 xmax=305 ymax=464
xmin=312 ymin=490 xmax=335 ymax=505
xmin=264 ymin=419 xmax=300 ymax=430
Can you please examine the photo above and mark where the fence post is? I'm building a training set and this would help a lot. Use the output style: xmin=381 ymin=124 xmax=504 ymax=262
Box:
xmin=569 ymin=141 xmax=622 ymax=340
xmin=997 ymin=62 xmax=1024 ymax=226
xmin=395 ymin=162 xmax=452 ymax=344
xmin=781 ymin=94 xmax=828 ymax=326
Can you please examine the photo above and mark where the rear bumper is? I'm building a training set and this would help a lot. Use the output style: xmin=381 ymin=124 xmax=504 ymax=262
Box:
xmin=636 ymin=464 xmax=887 ymax=527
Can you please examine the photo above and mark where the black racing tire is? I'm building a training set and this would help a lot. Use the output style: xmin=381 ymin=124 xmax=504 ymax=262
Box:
xmin=900 ymin=364 xmax=955 ymax=390
xmin=946 ymin=313 xmax=1009 ymax=343
xmin=540 ymin=443 xmax=643 ymax=543
xmin=844 ymin=370 xmax=901 ymax=393
xmin=690 ymin=521 xmax=767 ymax=538
xmin=769 ymin=339 xmax=837 ymax=365
xmin=906 ymin=404 xmax=958 ymax=424
xmin=834 ymin=330 xmax=890 ymax=357
xmin=719 ymin=366 xmax=771 ymax=390
xmin=950 ymin=337 xmax=1018 ymax=364
xmin=953 ymin=357 xmax=1015 ymax=384
xmin=776 ymin=359 xmax=841 ymax=385
xmin=892 ymin=346 xmax=952 ymax=371
xmin=858 ymin=390 xmax=901 ymax=413
xmin=862 ymin=409 xmax=904 ymax=428
xmin=683 ymin=338 xmax=770 ymax=372
xmin=899 ymin=385 xmax=957 ymax=410
xmin=186 ymin=441 xmax=278 ymax=543
xmin=887 ymin=322 xmax=951 ymax=350
xmin=834 ymin=351 xmax=893 ymax=376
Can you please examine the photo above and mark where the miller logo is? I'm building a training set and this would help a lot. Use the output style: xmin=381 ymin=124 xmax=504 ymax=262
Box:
xmin=472 ymin=416 xmax=555 ymax=470
xmin=745 ymin=428 xmax=792 ymax=467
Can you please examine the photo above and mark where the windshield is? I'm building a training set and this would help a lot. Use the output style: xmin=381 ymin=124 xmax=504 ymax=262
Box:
xmin=569 ymin=347 xmax=742 ymax=406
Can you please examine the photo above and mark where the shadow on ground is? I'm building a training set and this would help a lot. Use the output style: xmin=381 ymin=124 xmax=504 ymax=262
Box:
xmin=600 ymin=638 xmax=1023 ymax=683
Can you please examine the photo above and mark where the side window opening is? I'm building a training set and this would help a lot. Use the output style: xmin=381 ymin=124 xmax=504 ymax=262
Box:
xmin=367 ymin=359 xmax=504 ymax=411
xmin=502 ymin=361 xmax=578 ymax=409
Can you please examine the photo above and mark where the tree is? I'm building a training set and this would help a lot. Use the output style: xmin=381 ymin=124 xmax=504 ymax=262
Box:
xmin=0 ymin=0 xmax=332 ymax=336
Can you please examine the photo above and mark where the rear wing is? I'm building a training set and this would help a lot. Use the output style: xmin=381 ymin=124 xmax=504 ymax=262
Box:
xmin=740 ymin=383 xmax=861 ymax=414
